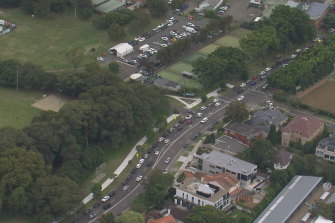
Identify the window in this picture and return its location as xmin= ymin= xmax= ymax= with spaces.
xmin=209 ymin=165 xmax=216 ymax=168
xmin=325 ymin=155 xmax=330 ymax=159
xmin=186 ymin=194 xmax=188 ymax=199
xmin=209 ymin=170 xmax=215 ymax=174
xmin=192 ymin=197 xmax=194 ymax=203
xmin=202 ymin=201 xmax=204 ymax=206
xmin=216 ymin=166 xmax=222 ymax=169
xmin=330 ymin=156 xmax=335 ymax=160
xmin=182 ymin=193 xmax=184 ymax=198
xmin=198 ymin=199 xmax=200 ymax=205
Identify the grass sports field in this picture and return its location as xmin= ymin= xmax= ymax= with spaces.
xmin=159 ymin=28 xmax=250 ymax=89
xmin=0 ymin=87 xmax=41 ymax=128
xmin=301 ymin=81 xmax=335 ymax=114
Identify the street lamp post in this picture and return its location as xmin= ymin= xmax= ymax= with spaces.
xmin=57 ymin=89 xmax=63 ymax=107
xmin=16 ymin=63 xmax=19 ymax=93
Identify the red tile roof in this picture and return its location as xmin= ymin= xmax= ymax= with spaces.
xmin=281 ymin=115 xmax=324 ymax=138
xmin=147 ymin=215 xmax=177 ymax=223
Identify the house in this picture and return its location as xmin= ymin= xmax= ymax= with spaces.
xmin=246 ymin=109 xmax=287 ymax=133
xmin=193 ymin=150 xmax=257 ymax=189
xmin=174 ymin=173 xmax=232 ymax=210
xmin=147 ymin=215 xmax=178 ymax=223
xmin=225 ymin=122 xmax=266 ymax=147
xmin=94 ymin=0 xmax=126 ymax=13
xmin=109 ymin=43 xmax=134 ymax=58
xmin=281 ymin=115 xmax=324 ymax=147
xmin=315 ymin=134 xmax=335 ymax=162
xmin=300 ymin=2 xmax=330 ymax=28
xmin=274 ymin=149 xmax=293 ymax=170
xmin=254 ymin=175 xmax=323 ymax=223
xmin=311 ymin=215 xmax=334 ymax=223
xmin=212 ymin=135 xmax=248 ymax=156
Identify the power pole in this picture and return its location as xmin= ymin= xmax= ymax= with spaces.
xmin=57 ymin=89 xmax=63 ymax=107
xmin=16 ymin=63 xmax=19 ymax=93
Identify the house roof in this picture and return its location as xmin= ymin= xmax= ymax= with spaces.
xmin=147 ymin=215 xmax=177 ymax=223
xmin=318 ymin=134 xmax=335 ymax=148
xmin=213 ymin=135 xmax=248 ymax=154
xmin=301 ymin=2 xmax=330 ymax=20
xmin=312 ymin=215 xmax=333 ymax=223
xmin=225 ymin=122 xmax=265 ymax=138
xmin=254 ymin=175 xmax=322 ymax=223
xmin=281 ymin=115 xmax=324 ymax=138
xmin=246 ymin=109 xmax=287 ymax=132
xmin=274 ymin=149 xmax=292 ymax=166
xmin=202 ymin=172 xmax=239 ymax=191
xmin=196 ymin=150 xmax=257 ymax=175
xmin=95 ymin=0 xmax=126 ymax=13
xmin=154 ymin=78 xmax=181 ymax=89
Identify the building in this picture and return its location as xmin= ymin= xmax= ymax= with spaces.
xmin=249 ymin=0 xmax=262 ymax=8
xmin=153 ymin=78 xmax=181 ymax=92
xmin=246 ymin=109 xmax=287 ymax=133
xmin=212 ymin=135 xmax=248 ymax=156
xmin=311 ymin=215 xmax=334 ymax=223
xmin=254 ymin=175 xmax=323 ymax=223
xmin=94 ymin=0 xmax=126 ymax=14
xmin=281 ymin=115 xmax=324 ymax=147
xmin=194 ymin=150 xmax=257 ymax=188
xmin=109 ymin=43 xmax=134 ymax=58
xmin=300 ymin=2 xmax=330 ymax=28
xmin=274 ymin=149 xmax=293 ymax=170
xmin=147 ymin=215 xmax=178 ymax=223
xmin=225 ymin=122 xmax=266 ymax=147
xmin=315 ymin=134 xmax=335 ymax=162
xmin=174 ymin=174 xmax=231 ymax=210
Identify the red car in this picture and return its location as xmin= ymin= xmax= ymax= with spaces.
xmin=186 ymin=119 xmax=193 ymax=125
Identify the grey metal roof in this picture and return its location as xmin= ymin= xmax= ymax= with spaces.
xmin=246 ymin=109 xmax=287 ymax=133
xmin=198 ymin=150 xmax=257 ymax=175
xmin=225 ymin=122 xmax=265 ymax=138
xmin=213 ymin=136 xmax=248 ymax=155
xmin=301 ymin=2 xmax=330 ymax=20
xmin=254 ymin=175 xmax=322 ymax=223
xmin=318 ymin=134 xmax=335 ymax=148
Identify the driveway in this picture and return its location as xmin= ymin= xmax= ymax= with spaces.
xmin=225 ymin=0 xmax=263 ymax=23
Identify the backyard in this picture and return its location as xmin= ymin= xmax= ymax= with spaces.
xmin=301 ymin=81 xmax=335 ymax=114
xmin=0 ymin=87 xmax=42 ymax=128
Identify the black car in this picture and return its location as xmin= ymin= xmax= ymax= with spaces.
xmin=131 ymin=168 xmax=137 ymax=174
xmin=122 ymin=179 xmax=128 ymax=185
xmin=127 ymin=175 xmax=132 ymax=180
xmin=103 ymin=203 xmax=112 ymax=210
xmin=83 ymin=209 xmax=91 ymax=215
xmin=108 ymin=191 xmax=116 ymax=197
xmin=93 ymin=202 xmax=100 ymax=208
xmin=177 ymin=126 xmax=183 ymax=131
xmin=162 ymin=132 xmax=169 ymax=137
xmin=147 ymin=161 xmax=153 ymax=167
xmin=152 ymin=143 xmax=158 ymax=148
xmin=147 ymin=148 xmax=153 ymax=154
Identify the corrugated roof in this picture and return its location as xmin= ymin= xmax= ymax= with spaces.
xmin=225 ymin=122 xmax=265 ymax=138
xmin=254 ymin=175 xmax=322 ymax=223
xmin=95 ymin=0 xmax=125 ymax=13
xmin=301 ymin=2 xmax=330 ymax=20
xmin=92 ymin=0 xmax=107 ymax=6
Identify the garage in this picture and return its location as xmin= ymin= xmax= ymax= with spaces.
xmin=109 ymin=43 xmax=134 ymax=58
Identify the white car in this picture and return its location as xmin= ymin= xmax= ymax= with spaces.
xmin=164 ymin=139 xmax=170 ymax=144
xmin=265 ymin=67 xmax=271 ymax=72
xmin=169 ymin=17 xmax=175 ymax=21
xmin=200 ymin=106 xmax=207 ymax=111
xmin=240 ymin=83 xmax=246 ymax=87
xmin=167 ymin=22 xmax=173 ymax=26
xmin=136 ymin=176 xmax=143 ymax=182
xmin=185 ymin=114 xmax=192 ymax=119
xmin=144 ymin=154 xmax=149 ymax=159
xmin=163 ymin=169 xmax=168 ymax=174
xmin=164 ymin=157 xmax=171 ymax=164
xmin=200 ymin=117 xmax=209 ymax=123
xmin=186 ymin=22 xmax=195 ymax=27
xmin=138 ymin=37 xmax=145 ymax=42
xmin=196 ymin=112 xmax=203 ymax=117
xmin=170 ymin=31 xmax=177 ymax=35
xmin=181 ymin=32 xmax=188 ymax=37
xmin=154 ymin=151 xmax=160 ymax=155
xmin=134 ymin=36 xmax=141 ymax=41
xmin=158 ymin=137 xmax=164 ymax=142
xmin=282 ymin=64 xmax=288 ymax=68
xmin=237 ymin=95 xmax=245 ymax=101
xmin=96 ymin=57 xmax=104 ymax=62
xmin=161 ymin=44 xmax=168 ymax=47
xmin=290 ymin=54 xmax=297 ymax=59
xmin=215 ymin=102 xmax=221 ymax=107
xmin=295 ymin=48 xmax=302 ymax=53
xmin=101 ymin=196 xmax=110 ymax=203
xmin=259 ymin=71 xmax=266 ymax=75
xmin=213 ymin=98 xmax=219 ymax=103
xmin=136 ymin=163 xmax=142 ymax=168
xmin=139 ymin=158 xmax=145 ymax=164
xmin=161 ymin=36 xmax=169 ymax=41
xmin=220 ymin=6 xmax=228 ymax=10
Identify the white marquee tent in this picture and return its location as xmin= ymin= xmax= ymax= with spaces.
xmin=109 ymin=43 xmax=134 ymax=58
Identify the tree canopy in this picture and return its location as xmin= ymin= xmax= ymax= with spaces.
xmin=224 ymin=101 xmax=249 ymax=122
xmin=146 ymin=0 xmax=168 ymax=18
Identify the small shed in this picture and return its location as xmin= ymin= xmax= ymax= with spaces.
xmin=130 ymin=73 xmax=142 ymax=80
xmin=139 ymin=44 xmax=150 ymax=52
xmin=109 ymin=43 xmax=134 ymax=58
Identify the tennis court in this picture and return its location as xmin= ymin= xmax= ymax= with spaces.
xmin=158 ymin=69 xmax=201 ymax=89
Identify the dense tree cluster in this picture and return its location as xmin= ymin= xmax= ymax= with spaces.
xmin=146 ymin=0 xmax=168 ymax=18
xmin=268 ymin=35 xmax=335 ymax=91
xmin=192 ymin=47 xmax=248 ymax=88
xmin=93 ymin=8 xmax=134 ymax=30
xmin=240 ymin=5 xmax=315 ymax=55
xmin=224 ymin=101 xmax=249 ymax=122
xmin=323 ymin=14 xmax=335 ymax=29
xmin=0 ymin=63 xmax=169 ymax=221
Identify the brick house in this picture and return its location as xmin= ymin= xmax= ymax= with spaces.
xmin=224 ymin=122 xmax=266 ymax=147
xmin=281 ymin=115 xmax=324 ymax=147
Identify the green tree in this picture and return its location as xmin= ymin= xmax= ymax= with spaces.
xmin=146 ymin=0 xmax=168 ymax=18
xmin=184 ymin=206 xmax=232 ymax=223
xmin=33 ymin=0 xmax=51 ymax=17
xmin=323 ymin=14 xmax=335 ymax=29
xmin=171 ymin=0 xmax=184 ymax=9
xmin=0 ymin=0 xmax=21 ymax=7
xmin=50 ymin=0 xmax=66 ymax=12
xmin=267 ymin=124 xmax=277 ymax=145
xmin=107 ymin=23 xmax=126 ymax=41
xmin=240 ymin=25 xmax=279 ymax=57
xmin=108 ymin=62 xmax=120 ymax=73
xmin=78 ymin=7 xmax=92 ymax=20
xmin=156 ymin=115 xmax=167 ymax=129
xmin=100 ymin=212 xmax=115 ymax=223
xmin=129 ymin=10 xmax=151 ymax=34
xmin=224 ymin=101 xmax=249 ymax=122
xmin=64 ymin=47 xmax=85 ymax=71
xmin=91 ymin=183 xmax=102 ymax=198
xmin=115 ymin=210 xmax=145 ymax=223
xmin=246 ymin=139 xmax=275 ymax=170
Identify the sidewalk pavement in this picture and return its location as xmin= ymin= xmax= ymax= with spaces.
xmin=82 ymin=113 xmax=181 ymax=204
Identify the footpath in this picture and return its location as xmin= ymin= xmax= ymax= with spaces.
xmin=82 ymin=88 xmax=221 ymax=204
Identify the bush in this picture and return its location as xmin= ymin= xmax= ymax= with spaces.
xmin=93 ymin=16 xmax=109 ymax=29
xmin=177 ymin=172 xmax=185 ymax=182
xmin=79 ymin=7 xmax=92 ymax=20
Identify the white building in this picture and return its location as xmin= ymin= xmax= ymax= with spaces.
xmin=109 ymin=43 xmax=133 ymax=58
xmin=315 ymin=134 xmax=335 ymax=162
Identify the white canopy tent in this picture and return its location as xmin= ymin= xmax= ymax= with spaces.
xmin=109 ymin=43 xmax=133 ymax=58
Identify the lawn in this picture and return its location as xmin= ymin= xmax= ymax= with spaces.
xmin=301 ymin=81 xmax=335 ymax=114
xmin=198 ymin=43 xmax=221 ymax=55
xmin=182 ymin=53 xmax=207 ymax=63
xmin=0 ymin=87 xmax=42 ymax=128
xmin=214 ymin=35 xmax=240 ymax=48
xmin=0 ymin=9 xmax=161 ymax=70
xmin=0 ymin=214 xmax=31 ymax=223
xmin=228 ymin=28 xmax=251 ymax=39
xmin=158 ymin=70 xmax=201 ymax=89
xmin=167 ymin=62 xmax=193 ymax=74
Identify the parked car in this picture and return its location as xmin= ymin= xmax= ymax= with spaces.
xmin=196 ymin=112 xmax=203 ymax=117
xmin=96 ymin=57 xmax=104 ymax=62
xmin=123 ymin=185 xmax=130 ymax=191
xmin=200 ymin=106 xmax=207 ymax=111
xmin=213 ymin=98 xmax=220 ymax=103
xmin=185 ymin=114 xmax=192 ymax=119
xmin=136 ymin=176 xmax=143 ymax=182
xmin=93 ymin=202 xmax=100 ymax=208
xmin=144 ymin=154 xmax=149 ymax=159
xmin=200 ymin=117 xmax=208 ymax=123
xmin=262 ymin=84 xmax=269 ymax=90
xmin=265 ymin=67 xmax=271 ymax=72
xmin=215 ymin=102 xmax=221 ymax=107
xmin=165 ymin=157 xmax=171 ymax=164
xmin=136 ymin=163 xmax=142 ymax=168
xmin=163 ymin=169 xmax=168 ymax=174
xmin=101 ymin=196 xmax=110 ymax=203
xmin=164 ymin=139 xmax=170 ymax=144
xmin=83 ymin=209 xmax=91 ymax=215
xmin=237 ymin=95 xmax=245 ymax=101
xmin=154 ymin=151 xmax=160 ymax=155
xmin=186 ymin=119 xmax=193 ymax=125
xmin=88 ymin=213 xmax=97 ymax=219
xmin=108 ymin=191 xmax=116 ymax=197
xmin=158 ymin=137 xmax=164 ymax=142
xmin=103 ymin=203 xmax=112 ymax=210
xmin=139 ymin=159 xmax=145 ymax=164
